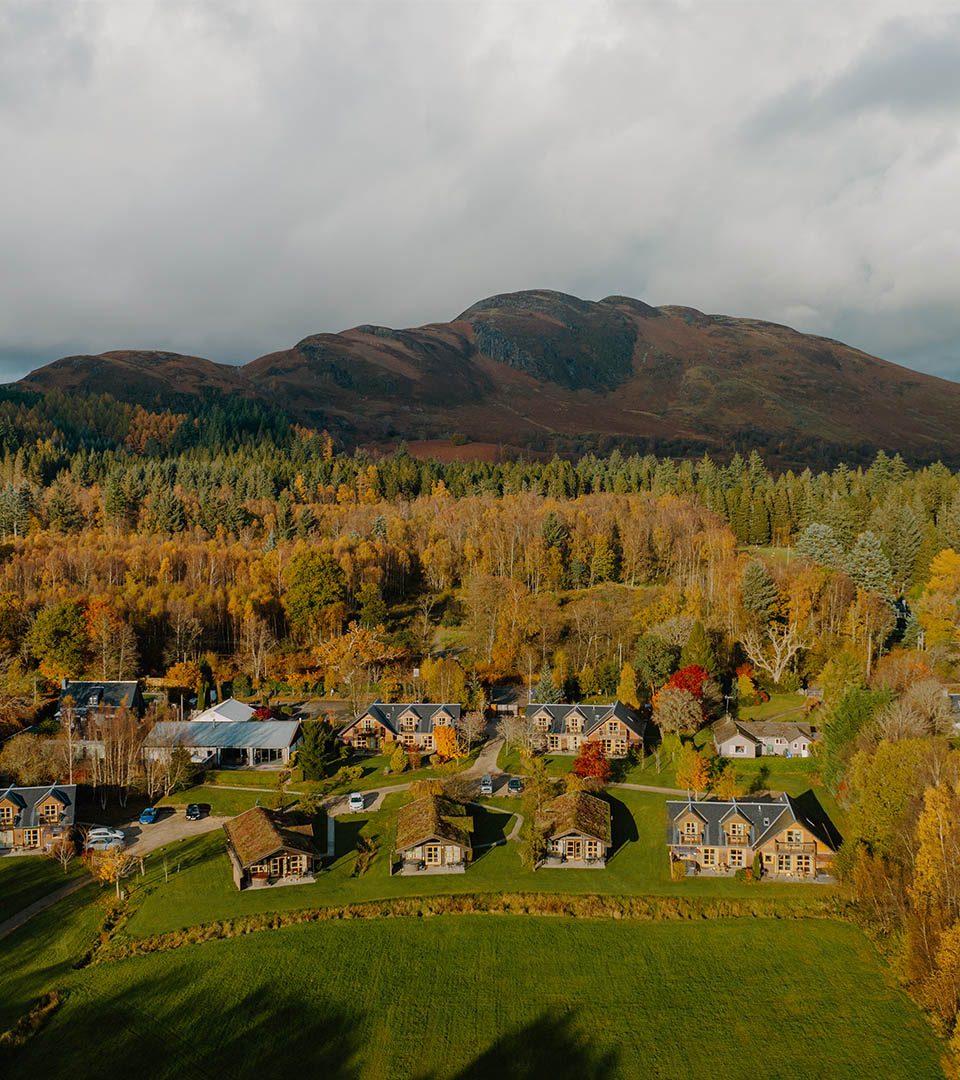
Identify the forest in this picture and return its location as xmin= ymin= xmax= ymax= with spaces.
xmin=2 ymin=393 xmax=960 ymax=1060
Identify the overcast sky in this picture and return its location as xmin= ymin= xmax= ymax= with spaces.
xmin=2 ymin=0 xmax=959 ymax=381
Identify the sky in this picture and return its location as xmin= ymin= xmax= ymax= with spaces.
xmin=2 ymin=0 xmax=960 ymax=381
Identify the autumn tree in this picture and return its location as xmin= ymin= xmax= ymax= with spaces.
xmin=654 ymin=687 xmax=702 ymax=737
xmin=616 ymin=662 xmax=640 ymax=708
xmin=675 ymin=743 xmax=710 ymax=797
xmin=571 ymin=741 xmax=611 ymax=785
xmin=26 ymin=600 xmax=87 ymax=681
xmin=434 ymin=724 xmax=462 ymax=761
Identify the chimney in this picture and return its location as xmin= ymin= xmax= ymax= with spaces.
xmin=61 ymin=677 xmax=68 ymax=690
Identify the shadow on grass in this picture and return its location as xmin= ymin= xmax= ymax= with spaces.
xmin=747 ymin=764 xmax=770 ymax=794
xmin=442 ymin=1010 xmax=620 ymax=1080
xmin=606 ymin=795 xmax=638 ymax=860
xmin=4 ymin=968 xmax=363 ymax=1079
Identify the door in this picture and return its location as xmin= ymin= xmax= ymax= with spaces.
xmin=425 ymin=845 xmax=441 ymax=865
xmin=565 ymin=838 xmax=583 ymax=860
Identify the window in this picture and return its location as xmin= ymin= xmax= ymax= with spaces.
xmin=785 ymin=829 xmax=804 ymax=843
xmin=536 ymin=717 xmax=551 ymax=731
xmin=23 ymin=829 xmax=40 ymax=848
xmin=734 ymin=744 xmax=745 ymax=754
xmin=400 ymin=717 xmax=417 ymax=733
xmin=729 ymin=821 xmax=745 ymax=838
xmin=40 ymin=802 xmax=60 ymax=823
xmin=548 ymin=735 xmax=560 ymax=751
xmin=585 ymin=840 xmax=600 ymax=860
xmin=568 ymin=718 xmax=582 ymax=733
xmin=702 ymin=848 xmax=716 ymax=866
xmin=434 ymin=716 xmax=449 ymax=727
xmin=682 ymin=820 xmax=699 ymax=838
xmin=729 ymin=848 xmax=744 ymax=867
xmin=777 ymin=854 xmax=791 ymax=872
xmin=0 ymin=805 xmax=13 ymax=824
xmin=425 ymin=845 xmax=441 ymax=865
xmin=795 ymin=854 xmax=812 ymax=875
xmin=571 ymin=735 xmax=582 ymax=749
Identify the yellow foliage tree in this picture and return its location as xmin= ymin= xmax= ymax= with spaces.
xmin=675 ymin=744 xmax=710 ymax=796
xmin=434 ymin=724 xmax=462 ymax=761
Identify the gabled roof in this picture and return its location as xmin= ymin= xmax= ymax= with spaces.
xmin=538 ymin=791 xmax=612 ymax=845
xmin=344 ymin=701 xmax=462 ymax=737
xmin=0 ymin=784 xmax=77 ymax=828
xmin=665 ymin=793 xmax=839 ymax=852
xmin=193 ymin=697 xmax=256 ymax=723
xmin=395 ymin=795 xmax=473 ymax=852
xmin=223 ymin=807 xmax=322 ymax=868
xmin=523 ymin=700 xmax=646 ymax=739
xmin=143 ymin=720 xmax=301 ymax=750
xmin=713 ymin=716 xmax=817 ymax=745
xmin=58 ymin=681 xmax=141 ymax=714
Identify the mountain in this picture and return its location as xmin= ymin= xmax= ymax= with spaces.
xmin=16 ymin=290 xmax=960 ymax=466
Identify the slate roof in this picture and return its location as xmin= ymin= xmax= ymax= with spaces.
xmin=538 ymin=791 xmax=612 ymax=845
xmin=395 ymin=795 xmax=473 ymax=852
xmin=223 ymin=807 xmax=322 ymax=868
xmin=523 ymin=700 xmax=646 ymax=740
xmin=0 ymin=784 xmax=77 ymax=828
xmin=344 ymin=701 xmax=462 ymax=737
xmin=143 ymin=720 xmax=302 ymax=750
xmin=193 ymin=698 xmax=256 ymax=723
xmin=713 ymin=717 xmax=818 ymax=747
xmin=665 ymin=793 xmax=839 ymax=851
xmin=57 ymin=681 xmax=141 ymax=716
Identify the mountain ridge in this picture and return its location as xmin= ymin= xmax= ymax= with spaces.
xmin=15 ymin=290 xmax=960 ymax=466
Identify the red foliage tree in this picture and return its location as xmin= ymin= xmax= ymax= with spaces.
xmin=571 ymin=741 xmax=611 ymax=784
xmin=664 ymin=664 xmax=709 ymax=700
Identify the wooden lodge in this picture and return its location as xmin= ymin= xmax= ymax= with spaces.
xmin=223 ymin=806 xmax=323 ymax=890
xmin=537 ymin=790 xmax=612 ymax=868
xmin=392 ymin=795 xmax=472 ymax=874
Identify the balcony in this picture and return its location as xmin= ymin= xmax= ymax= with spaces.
xmin=724 ymin=835 xmax=750 ymax=847
xmin=775 ymin=840 xmax=815 ymax=853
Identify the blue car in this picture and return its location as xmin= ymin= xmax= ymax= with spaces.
xmin=139 ymin=806 xmax=160 ymax=825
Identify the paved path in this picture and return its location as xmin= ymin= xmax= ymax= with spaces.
xmin=462 ymin=736 xmax=504 ymax=779
xmin=0 ymin=874 xmax=93 ymax=941
xmin=123 ymin=812 xmax=231 ymax=856
xmin=611 ymin=782 xmax=687 ymax=796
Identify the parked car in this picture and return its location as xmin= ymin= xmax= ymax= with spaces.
xmin=348 ymin=792 xmax=365 ymax=812
xmin=185 ymin=804 xmax=203 ymax=821
xmin=507 ymin=777 xmax=524 ymax=796
xmin=87 ymin=826 xmax=125 ymax=842
xmin=138 ymin=806 xmax=160 ymax=825
xmin=479 ymin=775 xmax=494 ymax=796
xmin=85 ymin=835 xmax=124 ymax=852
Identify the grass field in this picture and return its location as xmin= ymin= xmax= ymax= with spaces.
xmin=120 ymin=788 xmax=834 ymax=939
xmin=0 ymin=856 xmax=86 ymax=922
xmin=5 ymin=916 xmax=944 ymax=1079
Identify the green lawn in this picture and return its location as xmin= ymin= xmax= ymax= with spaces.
xmin=0 ymin=856 xmax=87 ymax=923
xmin=5 ymin=916 xmax=944 ymax=1079
xmin=739 ymin=690 xmax=811 ymax=721
xmin=0 ymin=884 xmax=103 ymax=1031
xmin=159 ymin=786 xmax=269 ymax=816
xmin=121 ymin=788 xmax=836 ymax=940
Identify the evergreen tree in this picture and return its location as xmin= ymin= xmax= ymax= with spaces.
xmin=741 ymin=560 xmax=779 ymax=618
xmin=883 ymin=504 xmax=922 ymax=591
xmin=46 ymin=483 xmax=84 ymax=533
xmin=795 ymin=522 xmax=844 ymax=568
xmin=680 ymin=620 xmax=718 ymax=673
xmin=633 ymin=635 xmax=679 ymax=696
xmin=531 ymin=663 xmax=559 ymax=703
xmin=356 ymin=582 xmax=388 ymax=628
xmin=845 ymin=531 xmax=892 ymax=594
xmin=748 ymin=492 xmax=771 ymax=546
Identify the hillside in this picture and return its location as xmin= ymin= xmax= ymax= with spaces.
xmin=17 ymin=290 xmax=960 ymax=465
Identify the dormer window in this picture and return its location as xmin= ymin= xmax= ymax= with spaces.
xmin=400 ymin=717 xmax=417 ymax=733
xmin=434 ymin=716 xmax=449 ymax=728
xmin=682 ymin=820 xmax=699 ymax=838
xmin=39 ymin=802 xmax=60 ymax=823
xmin=729 ymin=821 xmax=745 ymax=838
xmin=568 ymin=717 xmax=582 ymax=733
xmin=0 ymin=805 xmax=14 ymax=824
xmin=786 ymin=829 xmax=803 ymax=843
xmin=536 ymin=717 xmax=551 ymax=732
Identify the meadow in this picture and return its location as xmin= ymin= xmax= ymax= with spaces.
xmin=0 ymin=857 xmax=86 ymax=923
xmin=121 ymin=789 xmax=835 ymax=939
xmin=4 ymin=915 xmax=944 ymax=1079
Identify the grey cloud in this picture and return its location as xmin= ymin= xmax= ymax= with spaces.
xmin=0 ymin=1 xmax=958 ymax=383
xmin=746 ymin=16 xmax=960 ymax=141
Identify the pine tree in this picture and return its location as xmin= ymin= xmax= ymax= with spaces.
xmin=680 ymin=620 xmax=717 ymax=673
xmin=741 ymin=561 xmax=779 ymax=618
xmin=531 ymin=663 xmax=559 ymax=703
xmin=748 ymin=492 xmax=771 ymax=546
xmin=795 ymin=522 xmax=844 ymax=568
xmin=845 ymin=531 xmax=892 ymax=595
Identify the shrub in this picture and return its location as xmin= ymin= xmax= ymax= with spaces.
xmin=733 ymin=867 xmax=748 ymax=883
xmin=670 ymin=858 xmax=687 ymax=882
xmin=389 ymin=747 xmax=407 ymax=774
